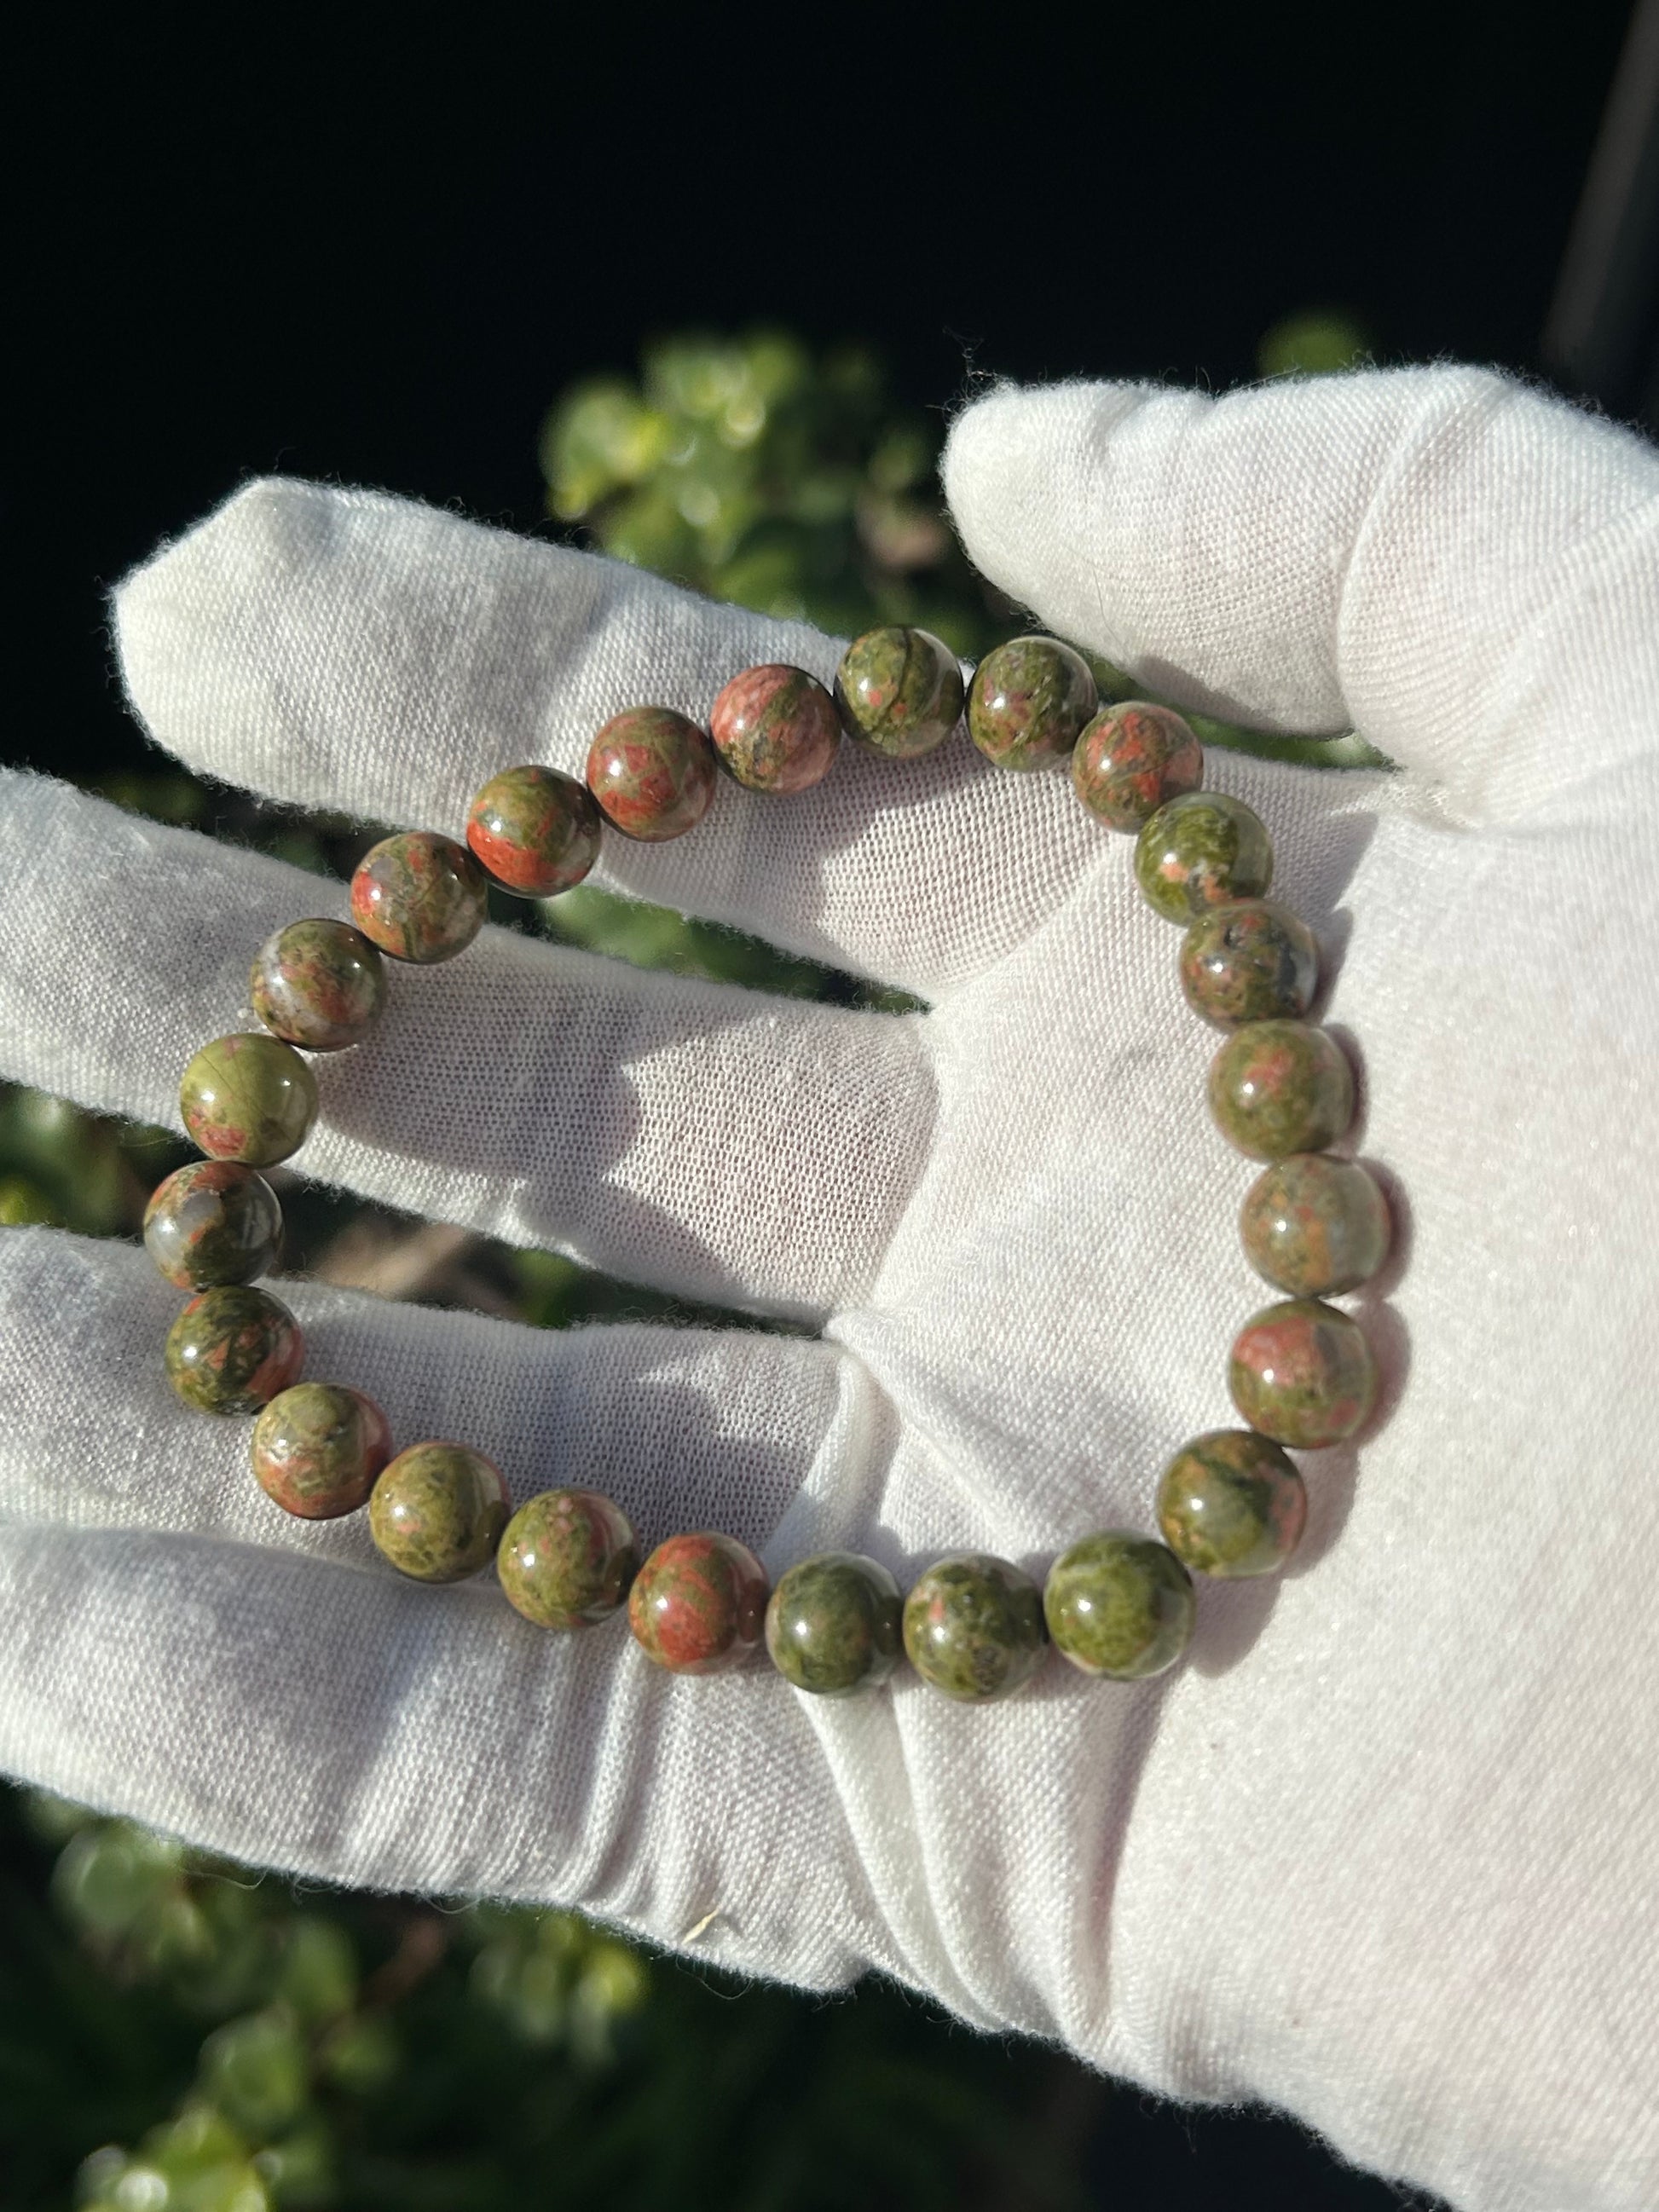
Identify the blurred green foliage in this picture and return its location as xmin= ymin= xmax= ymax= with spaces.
xmin=4 ymin=1791 xmax=1082 ymax=2211
xmin=2 ymin=322 xmax=1385 ymax=2209
xmin=541 ymin=331 xmax=1003 ymax=656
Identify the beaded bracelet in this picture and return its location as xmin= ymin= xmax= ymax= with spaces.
xmin=143 ymin=626 xmax=1390 ymax=1702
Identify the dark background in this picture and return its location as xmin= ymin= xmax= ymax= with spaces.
xmin=5 ymin=5 xmax=1652 ymax=2207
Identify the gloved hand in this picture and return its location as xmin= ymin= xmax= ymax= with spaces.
xmin=1 ymin=365 xmax=1655 ymax=2212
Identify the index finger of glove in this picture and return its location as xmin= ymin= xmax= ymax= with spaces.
xmin=113 ymin=480 xmax=1103 ymax=1001
xmin=942 ymin=367 xmax=1659 ymax=825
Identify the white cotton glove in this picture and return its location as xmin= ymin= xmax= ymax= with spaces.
xmin=0 ymin=364 xmax=1656 ymax=2212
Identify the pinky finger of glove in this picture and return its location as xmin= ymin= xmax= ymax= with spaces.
xmin=0 ymin=1226 xmax=894 ymax=1978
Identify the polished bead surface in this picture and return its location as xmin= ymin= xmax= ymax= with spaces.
xmin=1228 ymin=1297 xmax=1379 ymax=1447
xmin=902 ymin=1554 xmax=1047 ymax=1703
xmin=350 ymin=832 xmax=488 ymax=964
xmin=627 ymin=1532 xmax=769 ymax=1673
xmin=1134 ymin=791 xmax=1273 ymax=922
xmin=709 ymin=665 xmax=841 ymax=793
xmin=368 ymin=1442 xmax=511 ymax=1583
xmin=251 ymin=1383 xmax=391 ymax=1520
xmin=165 ymin=1285 xmax=304 ymax=1416
xmin=498 ymin=1487 xmax=639 ymax=1630
xmin=466 ymin=765 xmax=603 ymax=896
xmin=1240 ymin=1153 xmax=1391 ymax=1297
xmin=143 ymin=1160 xmax=282 ymax=1290
xmin=765 ymin=1551 xmax=903 ymax=1696
xmin=967 ymin=635 xmax=1097 ymax=771
xmin=1207 ymin=1019 xmax=1355 ymax=1161
xmin=1157 ymin=1429 xmax=1307 ymax=1578
xmin=1072 ymin=701 xmax=1204 ymax=830
xmin=251 ymin=918 xmax=387 ymax=1051
xmin=834 ymin=626 xmax=963 ymax=759
xmin=1043 ymin=1533 xmax=1196 ymax=1679
xmin=180 ymin=1032 xmax=319 ymax=1169
xmin=586 ymin=707 xmax=718 ymax=840
xmin=1180 ymin=899 xmax=1318 ymax=1028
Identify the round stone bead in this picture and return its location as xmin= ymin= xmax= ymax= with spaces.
xmin=1134 ymin=791 xmax=1273 ymax=922
xmin=350 ymin=832 xmax=488 ymax=964
xmin=1179 ymin=898 xmax=1319 ymax=1028
xmin=834 ymin=626 xmax=963 ymax=759
xmin=627 ymin=1532 xmax=769 ymax=1674
xmin=586 ymin=707 xmax=718 ymax=840
xmin=1228 ymin=1297 xmax=1379 ymax=1448
xmin=165 ymin=1285 xmax=304 ymax=1416
xmin=1043 ymin=1533 xmax=1194 ymax=1680
xmin=1207 ymin=1019 xmax=1355 ymax=1162
xmin=1240 ymin=1153 xmax=1391 ymax=1297
xmin=497 ymin=1487 xmax=639 ymax=1630
xmin=180 ymin=1033 xmax=319 ymax=1169
xmin=1072 ymin=701 xmax=1204 ymax=830
xmin=251 ymin=1383 xmax=392 ymax=1520
xmin=466 ymin=765 xmax=603 ymax=897
xmin=902 ymin=1554 xmax=1047 ymax=1703
xmin=709 ymin=665 xmax=841 ymax=793
xmin=764 ymin=1552 xmax=904 ymax=1696
xmin=368 ymin=1442 xmax=511 ymax=1583
xmin=142 ymin=1160 xmax=282 ymax=1291
xmin=251 ymin=918 xmax=387 ymax=1051
xmin=966 ymin=635 xmax=1097 ymax=771
xmin=1157 ymin=1429 xmax=1307 ymax=1579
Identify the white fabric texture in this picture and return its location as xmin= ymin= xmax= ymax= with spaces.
xmin=0 ymin=364 xmax=1655 ymax=2211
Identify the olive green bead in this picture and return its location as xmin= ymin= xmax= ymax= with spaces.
xmin=902 ymin=1554 xmax=1047 ymax=1703
xmin=1240 ymin=1153 xmax=1391 ymax=1297
xmin=143 ymin=1160 xmax=282 ymax=1290
xmin=1207 ymin=1020 xmax=1355 ymax=1162
xmin=834 ymin=626 xmax=963 ymax=759
xmin=369 ymin=1442 xmax=512 ymax=1583
xmin=1134 ymin=791 xmax=1273 ymax=923
xmin=165 ymin=1285 xmax=305 ymax=1416
xmin=967 ymin=635 xmax=1097 ymax=771
xmin=497 ymin=1487 xmax=639 ymax=1629
xmin=1228 ymin=1297 xmax=1379 ymax=1448
xmin=180 ymin=1032 xmax=319 ymax=1168
xmin=1043 ymin=1533 xmax=1195 ymax=1679
xmin=765 ymin=1552 xmax=904 ymax=1696
xmin=1156 ymin=1429 xmax=1307 ymax=1578
xmin=1179 ymin=899 xmax=1318 ymax=1028
xmin=251 ymin=1383 xmax=392 ymax=1520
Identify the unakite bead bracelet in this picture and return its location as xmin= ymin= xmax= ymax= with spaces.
xmin=146 ymin=626 xmax=1393 ymax=1702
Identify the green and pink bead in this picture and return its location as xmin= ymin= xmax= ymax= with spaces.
xmin=586 ymin=707 xmax=718 ymax=840
xmin=967 ymin=635 xmax=1096 ymax=771
xmin=350 ymin=832 xmax=488 ymax=963
xmin=1157 ymin=1430 xmax=1307 ymax=1578
xmin=834 ymin=626 xmax=963 ymax=759
xmin=466 ymin=765 xmax=603 ymax=896
xmin=902 ymin=1554 xmax=1047 ymax=1702
xmin=709 ymin=665 xmax=841 ymax=792
xmin=165 ymin=1285 xmax=305 ymax=1416
xmin=251 ymin=1383 xmax=392 ymax=1520
xmin=1228 ymin=1297 xmax=1379 ymax=1447
xmin=144 ymin=1160 xmax=282 ymax=1290
xmin=369 ymin=1443 xmax=512 ymax=1583
xmin=1209 ymin=1019 xmax=1355 ymax=1161
xmin=628 ymin=1532 xmax=770 ymax=1673
xmin=498 ymin=1487 xmax=640 ymax=1630
xmin=1072 ymin=702 xmax=1203 ymax=829
xmin=251 ymin=918 xmax=387 ymax=1051
xmin=180 ymin=1032 xmax=318 ymax=1168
